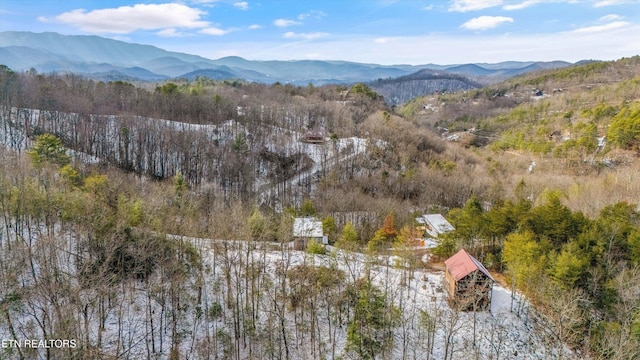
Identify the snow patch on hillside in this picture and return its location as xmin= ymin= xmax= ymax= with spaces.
xmin=0 ymin=225 xmax=575 ymax=359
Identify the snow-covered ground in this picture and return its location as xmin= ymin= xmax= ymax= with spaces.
xmin=1 ymin=106 xmax=373 ymax=207
xmin=0 ymin=105 xmax=574 ymax=358
xmin=0 ymin=223 xmax=576 ymax=360
xmin=253 ymin=246 xmax=569 ymax=360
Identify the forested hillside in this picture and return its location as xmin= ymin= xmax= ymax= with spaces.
xmin=369 ymin=69 xmax=483 ymax=105
xmin=402 ymin=56 xmax=640 ymax=358
xmin=0 ymin=66 xmax=485 ymax=214
xmin=1 ymin=57 xmax=640 ymax=359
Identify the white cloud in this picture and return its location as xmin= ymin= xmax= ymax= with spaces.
xmin=599 ymin=14 xmax=623 ymax=21
xmin=449 ymin=0 xmax=503 ymax=12
xmin=274 ymin=18 xmax=302 ymax=27
xmin=248 ymin=24 xmax=262 ymax=30
xmin=593 ymin=0 xmax=637 ymax=7
xmin=283 ymin=32 xmax=329 ymax=40
xmin=374 ymin=37 xmax=394 ymax=44
xmin=503 ymin=0 xmax=543 ymax=10
xmin=233 ymin=2 xmax=249 ymax=10
xmin=200 ymin=27 xmax=230 ymax=35
xmin=461 ymin=16 xmax=514 ymax=30
xmin=46 ymin=3 xmax=209 ymax=34
xmin=297 ymin=10 xmax=327 ymax=20
xmin=502 ymin=0 xmax=581 ymax=11
xmin=571 ymin=21 xmax=629 ymax=33
xmin=190 ymin=19 xmax=639 ymax=65
xmin=157 ymin=28 xmax=187 ymax=37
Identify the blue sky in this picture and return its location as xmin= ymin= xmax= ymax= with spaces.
xmin=1 ymin=0 xmax=639 ymax=64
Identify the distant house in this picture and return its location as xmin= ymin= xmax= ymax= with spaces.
xmin=416 ymin=214 xmax=455 ymax=238
xmin=443 ymin=249 xmax=494 ymax=311
xmin=302 ymin=129 xmax=326 ymax=144
xmin=293 ymin=217 xmax=326 ymax=250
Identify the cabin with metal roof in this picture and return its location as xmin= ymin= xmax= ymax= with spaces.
xmin=293 ymin=217 xmax=326 ymax=250
xmin=416 ymin=213 xmax=455 ymax=238
xmin=443 ymin=249 xmax=494 ymax=311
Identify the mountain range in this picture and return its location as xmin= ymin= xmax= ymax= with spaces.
xmin=0 ymin=31 xmax=579 ymax=103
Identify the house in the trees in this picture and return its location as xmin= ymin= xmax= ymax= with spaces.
xmin=443 ymin=249 xmax=494 ymax=311
xmin=301 ymin=129 xmax=326 ymax=144
xmin=293 ymin=217 xmax=326 ymax=250
xmin=416 ymin=214 xmax=455 ymax=238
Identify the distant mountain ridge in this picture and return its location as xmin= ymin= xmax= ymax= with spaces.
xmin=0 ymin=31 xmax=575 ymax=95
xmin=369 ymin=69 xmax=484 ymax=105
xmin=0 ymin=31 xmax=210 ymax=65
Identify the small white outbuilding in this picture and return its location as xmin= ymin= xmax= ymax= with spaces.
xmin=293 ymin=217 xmax=326 ymax=250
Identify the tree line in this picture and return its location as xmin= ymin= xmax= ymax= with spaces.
xmin=430 ymin=187 xmax=640 ymax=358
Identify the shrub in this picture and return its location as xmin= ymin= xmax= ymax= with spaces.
xmin=306 ymin=239 xmax=326 ymax=255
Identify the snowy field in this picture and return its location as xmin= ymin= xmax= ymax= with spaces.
xmin=251 ymin=245 xmax=569 ymax=360
xmin=0 ymin=226 xmax=576 ymax=360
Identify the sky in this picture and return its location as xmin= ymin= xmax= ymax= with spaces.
xmin=1 ymin=0 xmax=639 ymax=65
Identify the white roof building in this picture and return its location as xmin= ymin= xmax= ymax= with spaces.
xmin=293 ymin=217 xmax=326 ymax=249
xmin=417 ymin=214 xmax=455 ymax=238
xmin=293 ymin=217 xmax=323 ymax=238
